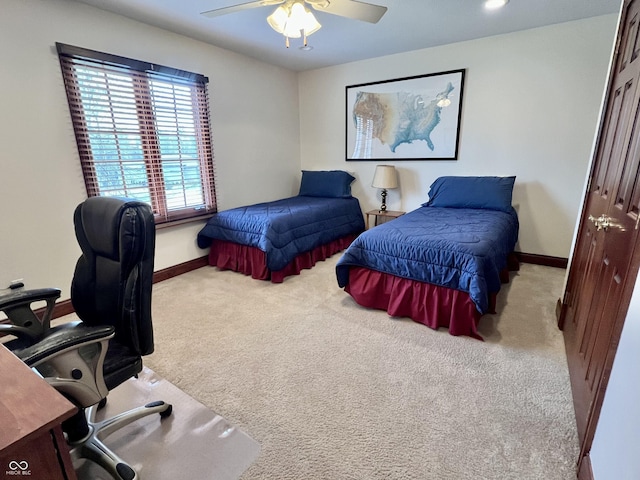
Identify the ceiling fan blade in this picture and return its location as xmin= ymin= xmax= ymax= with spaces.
xmin=201 ymin=1 xmax=283 ymax=18
xmin=311 ymin=0 xmax=387 ymax=24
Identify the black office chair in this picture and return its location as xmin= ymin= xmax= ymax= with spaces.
xmin=0 ymin=196 xmax=172 ymax=480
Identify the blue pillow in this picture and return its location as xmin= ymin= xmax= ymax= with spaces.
xmin=299 ymin=170 xmax=355 ymax=198
xmin=424 ymin=176 xmax=516 ymax=212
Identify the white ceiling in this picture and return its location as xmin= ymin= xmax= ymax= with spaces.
xmin=72 ymin=0 xmax=621 ymax=72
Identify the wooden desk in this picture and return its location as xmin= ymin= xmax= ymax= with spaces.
xmin=0 ymin=344 xmax=78 ymax=480
xmin=365 ymin=209 xmax=405 ymax=229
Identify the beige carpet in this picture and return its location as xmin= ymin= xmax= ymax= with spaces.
xmin=144 ymin=255 xmax=579 ymax=480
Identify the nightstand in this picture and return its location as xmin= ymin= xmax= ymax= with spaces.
xmin=365 ymin=209 xmax=405 ymax=229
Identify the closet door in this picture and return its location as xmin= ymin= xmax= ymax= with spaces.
xmin=561 ymin=0 xmax=640 ymax=474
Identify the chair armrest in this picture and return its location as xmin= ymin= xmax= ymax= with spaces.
xmin=16 ymin=324 xmax=114 ymax=366
xmin=0 ymin=287 xmax=62 ymax=310
xmin=0 ymin=287 xmax=62 ymax=343
xmin=17 ymin=324 xmax=115 ymax=408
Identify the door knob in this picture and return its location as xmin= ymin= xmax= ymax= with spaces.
xmin=588 ymin=214 xmax=610 ymax=232
xmin=589 ymin=215 xmax=625 ymax=232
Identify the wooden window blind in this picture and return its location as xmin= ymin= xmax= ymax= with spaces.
xmin=57 ymin=43 xmax=216 ymax=224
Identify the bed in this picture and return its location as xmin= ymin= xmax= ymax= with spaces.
xmin=197 ymin=170 xmax=365 ymax=283
xmin=335 ymin=176 xmax=519 ymax=340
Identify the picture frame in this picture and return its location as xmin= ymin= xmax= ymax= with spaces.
xmin=345 ymin=69 xmax=465 ymax=161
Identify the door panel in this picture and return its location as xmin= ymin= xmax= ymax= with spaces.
xmin=601 ymin=81 xmax=636 ymax=198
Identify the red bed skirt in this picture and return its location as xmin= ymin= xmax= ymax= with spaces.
xmin=345 ymin=254 xmax=519 ymax=340
xmin=208 ymin=234 xmax=359 ymax=283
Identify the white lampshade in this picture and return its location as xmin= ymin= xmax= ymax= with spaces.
xmin=267 ymin=5 xmax=289 ymax=33
xmin=372 ymin=165 xmax=398 ymax=189
xmin=289 ymin=2 xmax=321 ymax=36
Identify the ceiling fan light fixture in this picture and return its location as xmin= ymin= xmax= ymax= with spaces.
xmin=267 ymin=1 xmax=322 ymax=48
xmin=484 ymin=0 xmax=509 ymax=10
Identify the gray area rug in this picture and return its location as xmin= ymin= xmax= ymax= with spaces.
xmin=144 ymin=254 xmax=578 ymax=480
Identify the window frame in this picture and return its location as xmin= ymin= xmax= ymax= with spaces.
xmin=57 ymin=43 xmax=217 ymax=225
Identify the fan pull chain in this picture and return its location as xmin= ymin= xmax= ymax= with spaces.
xmin=286 ymin=36 xmax=290 ymax=48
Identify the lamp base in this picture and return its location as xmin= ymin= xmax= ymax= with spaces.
xmin=379 ymin=189 xmax=388 ymax=212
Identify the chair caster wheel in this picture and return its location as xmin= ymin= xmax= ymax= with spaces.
xmin=160 ymin=404 xmax=173 ymax=418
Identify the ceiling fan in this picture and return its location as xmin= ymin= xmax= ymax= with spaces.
xmin=201 ymin=0 xmax=388 ymax=47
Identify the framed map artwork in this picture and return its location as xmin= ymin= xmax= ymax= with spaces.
xmin=345 ymin=69 xmax=465 ymax=161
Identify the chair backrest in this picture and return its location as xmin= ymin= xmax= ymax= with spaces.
xmin=71 ymin=197 xmax=156 ymax=356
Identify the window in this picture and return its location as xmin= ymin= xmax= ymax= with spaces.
xmin=57 ymin=43 xmax=216 ymax=224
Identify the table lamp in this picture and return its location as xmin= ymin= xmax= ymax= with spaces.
xmin=371 ymin=165 xmax=398 ymax=212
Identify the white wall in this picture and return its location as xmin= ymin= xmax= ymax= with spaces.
xmin=0 ymin=0 xmax=300 ymax=298
xmin=298 ymin=15 xmax=618 ymax=258
xmin=591 ymin=278 xmax=640 ymax=479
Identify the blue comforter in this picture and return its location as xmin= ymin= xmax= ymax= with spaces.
xmin=336 ymin=206 xmax=519 ymax=313
xmin=197 ymin=195 xmax=365 ymax=272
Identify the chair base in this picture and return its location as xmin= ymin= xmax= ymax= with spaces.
xmin=70 ymin=400 xmax=173 ymax=480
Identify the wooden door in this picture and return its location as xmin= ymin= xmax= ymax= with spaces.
xmin=561 ymin=0 xmax=640 ymax=471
